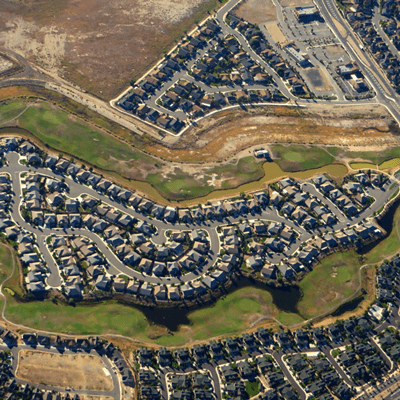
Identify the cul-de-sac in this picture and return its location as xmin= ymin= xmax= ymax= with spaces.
xmin=3 ymin=0 xmax=400 ymax=398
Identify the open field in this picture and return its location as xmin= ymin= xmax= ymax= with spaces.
xmin=278 ymin=0 xmax=313 ymax=7
xmin=234 ymin=0 xmax=277 ymax=24
xmin=271 ymin=144 xmax=335 ymax=171
xmin=16 ymin=350 xmax=113 ymax=391
xmin=0 ymin=0 xmax=227 ymax=100
xmin=350 ymin=162 xmax=376 ymax=170
xmin=0 ymin=101 xmax=27 ymax=126
xmin=297 ymin=251 xmax=363 ymax=320
xmin=265 ymin=23 xmax=288 ymax=44
xmin=335 ymin=148 xmax=400 ymax=165
xmin=304 ymin=68 xmax=334 ymax=92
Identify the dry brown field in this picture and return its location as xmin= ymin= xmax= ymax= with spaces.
xmin=16 ymin=350 xmax=113 ymax=391
xmin=234 ymin=0 xmax=278 ymax=24
xmin=0 ymin=0 xmax=221 ymax=100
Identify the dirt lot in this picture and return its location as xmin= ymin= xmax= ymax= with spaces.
xmin=265 ymin=22 xmax=287 ymax=43
xmin=304 ymin=67 xmax=334 ymax=91
xmin=278 ymin=0 xmax=313 ymax=7
xmin=234 ymin=0 xmax=277 ymax=24
xmin=324 ymin=44 xmax=347 ymax=57
xmin=147 ymin=103 xmax=396 ymax=163
xmin=0 ymin=0 xmax=218 ymax=100
xmin=16 ymin=350 xmax=113 ymax=391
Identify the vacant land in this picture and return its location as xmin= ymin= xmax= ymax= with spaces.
xmin=0 ymin=0 xmax=225 ymax=99
xmin=234 ymin=0 xmax=277 ymax=24
xmin=265 ymin=23 xmax=288 ymax=43
xmin=17 ymin=350 xmax=113 ymax=391
xmin=278 ymin=0 xmax=313 ymax=6
xmin=304 ymin=68 xmax=334 ymax=92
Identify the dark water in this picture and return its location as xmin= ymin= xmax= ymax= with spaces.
xmin=135 ymin=278 xmax=302 ymax=332
xmin=331 ymin=295 xmax=364 ymax=317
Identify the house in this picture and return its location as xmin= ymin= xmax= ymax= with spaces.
xmin=275 ymin=331 xmax=291 ymax=349
xmin=46 ymin=193 xmax=63 ymax=207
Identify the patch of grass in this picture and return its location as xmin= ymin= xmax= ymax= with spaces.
xmin=17 ymin=103 xmax=155 ymax=171
xmin=297 ymin=251 xmax=363 ymax=320
xmin=364 ymin=206 xmax=400 ymax=264
xmin=380 ymin=158 xmax=400 ymax=170
xmin=343 ymin=148 xmax=400 ymax=165
xmin=147 ymin=157 xmax=264 ymax=202
xmin=4 ymin=299 xmax=151 ymax=338
xmin=0 ymin=100 xmax=27 ymax=124
xmin=276 ymin=312 xmax=304 ymax=326
xmin=245 ymin=380 xmax=260 ymax=398
xmin=147 ymin=171 xmax=212 ymax=202
xmin=271 ymin=145 xmax=335 ymax=172
xmin=350 ymin=163 xmax=376 ymax=170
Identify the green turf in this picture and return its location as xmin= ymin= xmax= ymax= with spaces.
xmin=271 ymin=145 xmax=335 ymax=172
xmin=297 ymin=251 xmax=363 ymax=320
xmin=0 ymin=101 xmax=27 ymax=124
xmin=283 ymin=152 xmax=305 ymax=162
xmin=146 ymin=157 xmax=264 ymax=202
xmin=363 ymin=205 xmax=400 ymax=264
xmin=245 ymin=380 xmax=260 ymax=398
xmin=5 ymin=299 xmax=151 ymax=338
xmin=17 ymin=103 xmax=155 ymax=171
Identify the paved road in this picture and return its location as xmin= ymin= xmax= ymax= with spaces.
xmin=273 ymin=351 xmax=307 ymax=400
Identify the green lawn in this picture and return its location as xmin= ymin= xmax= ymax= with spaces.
xmin=1 ymin=279 xmax=296 ymax=346
xmin=146 ymin=171 xmax=213 ymax=202
xmin=5 ymin=299 xmax=151 ymax=338
xmin=297 ymin=251 xmax=363 ymax=320
xmin=364 ymin=205 xmax=400 ymax=264
xmin=245 ymin=380 xmax=260 ymax=398
xmin=17 ymin=103 xmax=155 ymax=171
xmin=345 ymin=148 xmax=400 ymax=165
xmin=0 ymin=101 xmax=27 ymax=125
xmin=271 ymin=145 xmax=335 ymax=172
xmin=146 ymin=157 xmax=264 ymax=202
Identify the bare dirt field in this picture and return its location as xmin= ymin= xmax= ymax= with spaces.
xmin=146 ymin=104 xmax=396 ymax=163
xmin=304 ymin=67 xmax=334 ymax=92
xmin=0 ymin=0 xmax=219 ymax=100
xmin=234 ymin=0 xmax=277 ymax=24
xmin=278 ymin=0 xmax=313 ymax=7
xmin=324 ymin=44 xmax=346 ymax=57
xmin=265 ymin=23 xmax=287 ymax=43
xmin=16 ymin=350 xmax=113 ymax=391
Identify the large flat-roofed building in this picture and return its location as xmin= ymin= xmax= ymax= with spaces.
xmin=294 ymin=6 xmax=320 ymax=21
xmin=284 ymin=45 xmax=310 ymax=67
xmin=337 ymin=62 xmax=360 ymax=76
